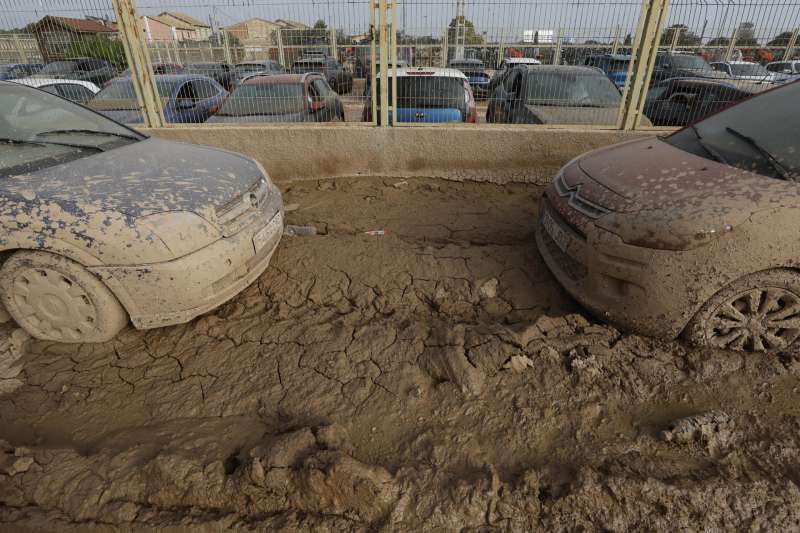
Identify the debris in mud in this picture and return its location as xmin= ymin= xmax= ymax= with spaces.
xmin=661 ymin=410 xmax=736 ymax=457
xmin=284 ymin=224 xmax=318 ymax=236
xmin=364 ymin=229 xmax=386 ymax=236
xmin=284 ymin=203 xmax=300 ymax=212
xmin=0 ymin=441 xmax=34 ymax=477
xmin=504 ymin=354 xmax=535 ymax=373
xmin=0 ymin=328 xmax=29 ymax=395
xmin=479 ymin=278 xmax=499 ymax=299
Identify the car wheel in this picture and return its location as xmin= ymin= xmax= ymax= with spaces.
xmin=0 ymin=251 xmax=128 ymax=343
xmin=684 ymin=269 xmax=800 ymax=353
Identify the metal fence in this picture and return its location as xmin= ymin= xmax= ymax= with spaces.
xmin=0 ymin=0 xmax=798 ymax=128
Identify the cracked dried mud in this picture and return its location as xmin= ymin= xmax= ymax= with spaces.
xmin=2 ymin=177 xmax=800 ymax=531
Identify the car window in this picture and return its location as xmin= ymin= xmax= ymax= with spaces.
xmin=77 ymin=61 xmax=94 ymax=72
xmin=193 ymin=79 xmax=218 ymax=99
xmin=311 ymin=79 xmax=331 ymax=97
xmin=57 ymin=83 xmax=94 ymax=103
xmin=38 ymin=85 xmax=60 ymax=96
xmin=175 ymin=81 xmax=197 ymax=103
xmin=766 ymin=63 xmax=784 ymax=72
xmin=504 ymin=70 xmax=519 ymax=92
xmin=647 ymin=83 xmax=669 ymax=101
xmin=524 ymin=70 xmax=620 ymax=107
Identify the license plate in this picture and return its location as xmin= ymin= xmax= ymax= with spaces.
xmin=541 ymin=209 xmax=570 ymax=253
xmin=253 ymin=211 xmax=283 ymax=251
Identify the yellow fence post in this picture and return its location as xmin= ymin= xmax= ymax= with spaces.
xmin=378 ymin=0 xmax=390 ymax=127
xmin=111 ymin=0 xmax=165 ymax=128
xmin=783 ymin=28 xmax=799 ymax=61
xmin=619 ymin=0 xmax=670 ymax=130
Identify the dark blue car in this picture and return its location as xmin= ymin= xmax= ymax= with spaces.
xmin=88 ymin=74 xmax=228 ymax=124
xmin=448 ymin=59 xmax=491 ymax=98
xmin=0 ymin=63 xmax=42 ymax=81
xmin=584 ymin=54 xmax=632 ymax=89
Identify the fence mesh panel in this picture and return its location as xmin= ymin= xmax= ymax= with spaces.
xmin=0 ymin=0 xmax=797 ymax=127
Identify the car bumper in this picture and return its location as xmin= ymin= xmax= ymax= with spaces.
xmin=535 ymin=197 xmax=694 ymax=339
xmin=91 ymin=191 xmax=284 ymax=330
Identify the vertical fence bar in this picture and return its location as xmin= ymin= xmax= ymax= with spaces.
xmin=112 ymin=0 xmax=165 ymax=128
xmin=669 ymin=26 xmax=681 ymax=51
xmin=277 ymin=30 xmax=285 ymax=68
xmin=783 ymin=28 xmax=799 ymax=61
xmin=370 ymin=2 xmax=377 ymax=125
xmin=619 ymin=0 xmax=670 ymax=130
xmin=390 ymin=0 xmax=398 ymax=126
xmin=553 ymin=29 xmax=563 ymax=65
xmin=330 ymin=28 xmax=337 ymax=58
xmin=612 ymin=25 xmax=621 ymax=55
xmin=222 ymin=30 xmax=233 ymax=65
xmin=378 ymin=0 xmax=390 ymax=127
xmin=724 ymin=28 xmax=738 ymax=61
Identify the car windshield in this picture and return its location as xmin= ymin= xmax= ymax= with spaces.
xmin=672 ymin=55 xmax=712 ymax=70
xmin=89 ymin=78 xmax=175 ymax=111
xmin=525 ymin=71 xmax=620 ymax=107
xmin=376 ymin=76 xmax=466 ymax=108
xmin=665 ymin=82 xmax=800 ymax=180
xmin=217 ymin=83 xmax=306 ymax=116
xmin=39 ymin=61 xmax=77 ymax=74
xmin=0 ymin=84 xmax=141 ymax=175
xmin=235 ymin=64 xmax=270 ymax=77
xmin=292 ymin=61 xmax=325 ymax=73
xmin=730 ymin=63 xmax=768 ymax=76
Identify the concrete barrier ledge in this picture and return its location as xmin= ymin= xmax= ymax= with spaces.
xmin=141 ymin=124 xmax=656 ymax=185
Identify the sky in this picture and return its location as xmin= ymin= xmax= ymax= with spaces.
xmin=2 ymin=0 xmax=799 ymax=44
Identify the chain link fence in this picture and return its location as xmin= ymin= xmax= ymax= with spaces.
xmin=0 ymin=0 xmax=797 ymax=128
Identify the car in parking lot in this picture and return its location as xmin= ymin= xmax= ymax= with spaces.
xmin=710 ymin=61 xmax=780 ymax=82
xmin=233 ymin=60 xmax=285 ymax=83
xmin=766 ymin=60 xmax=800 ymax=78
xmin=537 ymin=80 xmax=800 ymax=353
xmin=584 ymin=54 xmax=632 ymax=89
xmin=186 ymin=62 xmax=235 ymax=91
xmin=0 ymin=63 xmax=42 ymax=80
xmin=88 ymin=74 xmax=228 ymax=123
xmin=10 ymin=77 xmax=99 ymax=104
xmin=448 ymin=59 xmax=492 ymax=98
xmin=487 ymin=65 xmax=625 ymax=125
xmin=650 ymin=52 xmax=729 ymax=85
xmin=207 ymin=73 xmax=344 ymax=123
xmin=120 ymin=63 xmax=184 ymax=77
xmin=291 ymin=56 xmax=353 ymax=94
xmin=362 ymin=67 xmax=476 ymax=124
xmin=33 ymin=58 xmax=117 ymax=87
xmin=0 ymin=81 xmax=284 ymax=343
xmin=487 ymin=57 xmax=542 ymax=95
xmin=644 ymin=77 xmax=771 ymax=127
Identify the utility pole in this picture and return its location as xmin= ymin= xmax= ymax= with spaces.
xmin=454 ymin=0 xmax=466 ymax=60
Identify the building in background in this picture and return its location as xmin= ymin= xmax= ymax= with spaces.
xmin=140 ymin=14 xmax=196 ymax=42
xmin=225 ymin=18 xmax=309 ymax=56
xmin=27 ymin=16 xmax=118 ymax=62
xmin=156 ymin=11 xmax=212 ymax=40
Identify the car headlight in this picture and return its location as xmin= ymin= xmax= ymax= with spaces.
xmin=138 ymin=211 xmax=222 ymax=259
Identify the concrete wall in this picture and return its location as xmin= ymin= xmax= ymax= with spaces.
xmin=142 ymin=125 xmax=656 ymax=184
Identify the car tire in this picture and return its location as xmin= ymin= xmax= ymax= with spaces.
xmin=0 ymin=251 xmax=128 ymax=343
xmin=683 ymin=269 xmax=800 ymax=353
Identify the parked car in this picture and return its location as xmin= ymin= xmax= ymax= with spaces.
xmin=487 ymin=57 xmax=542 ymax=95
xmin=710 ymin=61 xmax=780 ymax=82
xmin=583 ymin=54 xmax=632 ymax=89
xmin=11 ymin=77 xmax=99 ymax=104
xmin=120 ymin=63 xmax=184 ymax=77
xmin=33 ymin=58 xmax=117 ymax=87
xmin=208 ymin=73 xmax=344 ymax=123
xmin=0 ymin=81 xmax=284 ymax=343
xmin=233 ymin=60 xmax=285 ymax=83
xmin=0 ymin=63 xmax=42 ymax=80
xmin=537 ymin=80 xmax=800 ymax=353
xmin=88 ymin=74 xmax=228 ymax=123
xmin=765 ymin=60 xmax=800 ymax=78
xmin=650 ymin=52 xmax=729 ymax=85
xmin=186 ymin=62 xmax=235 ymax=91
xmin=291 ymin=56 xmax=353 ymax=94
xmin=448 ymin=59 xmax=492 ymax=98
xmin=362 ymin=67 xmax=476 ymax=124
xmin=644 ymin=77 xmax=770 ymax=126
xmin=487 ymin=65 xmax=625 ymax=125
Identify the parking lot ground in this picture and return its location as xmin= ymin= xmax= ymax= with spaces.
xmin=2 ymin=177 xmax=800 ymax=530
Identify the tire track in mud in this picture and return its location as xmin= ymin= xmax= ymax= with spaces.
xmin=2 ymin=177 xmax=800 ymax=531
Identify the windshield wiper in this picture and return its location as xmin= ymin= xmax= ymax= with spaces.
xmin=690 ymin=124 xmax=729 ymax=165
xmin=724 ymin=126 xmax=793 ymax=181
xmin=0 ymin=136 xmax=100 ymax=151
xmin=36 ymin=129 xmax=140 ymax=141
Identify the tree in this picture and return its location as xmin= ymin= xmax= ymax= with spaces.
xmin=66 ymin=35 xmax=126 ymax=68
xmin=767 ymin=31 xmax=794 ymax=47
xmin=706 ymin=36 xmax=731 ymax=47
xmin=313 ymin=19 xmax=328 ymax=30
xmin=447 ymin=16 xmax=485 ymax=46
xmin=660 ymin=24 xmax=702 ymax=46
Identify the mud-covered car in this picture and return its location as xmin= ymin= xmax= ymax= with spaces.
xmin=0 ymin=81 xmax=283 ymax=343
xmin=537 ymin=80 xmax=800 ymax=353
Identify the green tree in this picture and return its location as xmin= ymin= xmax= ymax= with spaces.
xmin=65 ymin=35 xmax=126 ymax=68
xmin=767 ymin=31 xmax=793 ymax=47
xmin=706 ymin=36 xmax=731 ymax=47
xmin=660 ymin=24 xmax=702 ymax=46
xmin=447 ymin=16 xmax=485 ymax=46
xmin=313 ymin=19 xmax=328 ymax=30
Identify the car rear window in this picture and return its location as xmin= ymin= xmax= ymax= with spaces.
xmin=292 ymin=61 xmax=325 ymax=73
xmin=376 ymin=76 xmax=466 ymax=109
xmin=216 ymin=83 xmax=306 ymax=116
xmin=40 ymin=61 xmax=77 ymax=74
xmin=525 ymin=71 xmax=620 ymax=107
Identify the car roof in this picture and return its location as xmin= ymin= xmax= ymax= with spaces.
xmin=517 ymin=65 xmax=605 ymax=74
xmin=392 ymin=67 xmax=467 ymax=79
xmin=587 ymin=54 xmax=632 ymax=60
xmin=237 ymin=60 xmax=276 ymax=65
xmin=449 ymin=59 xmax=483 ymax=65
xmin=503 ymin=57 xmax=542 ymax=64
xmin=663 ymin=76 xmax=773 ymax=93
xmin=714 ymin=61 xmax=759 ymax=65
xmin=242 ymin=73 xmax=311 ymax=85
xmin=10 ymin=78 xmax=100 ymax=92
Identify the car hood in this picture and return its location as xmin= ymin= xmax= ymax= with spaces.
xmin=93 ymin=108 xmax=146 ymax=124
xmin=677 ymin=69 xmax=729 ymax=80
xmin=525 ymin=104 xmax=619 ymax=125
xmin=571 ymin=137 xmax=800 ymax=249
xmin=10 ymin=137 xmax=264 ymax=221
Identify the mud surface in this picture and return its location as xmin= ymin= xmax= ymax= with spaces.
xmin=2 ymin=177 xmax=800 ymax=531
